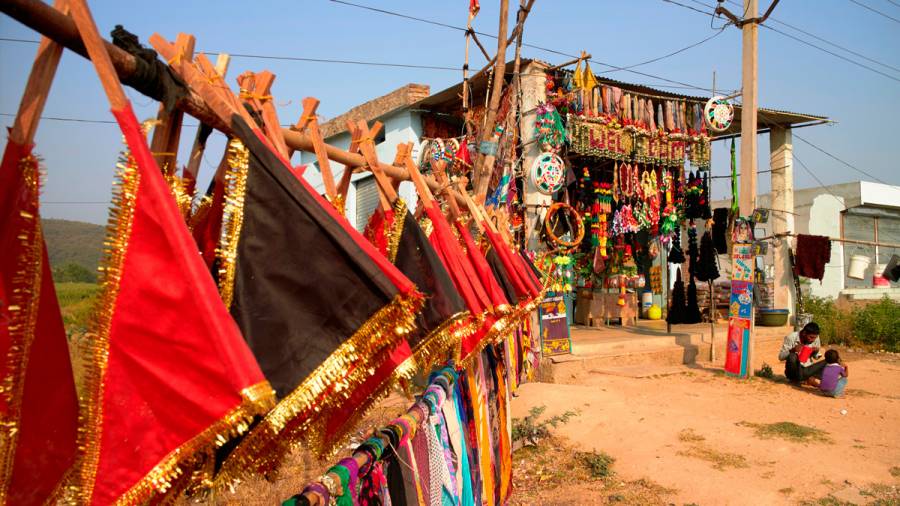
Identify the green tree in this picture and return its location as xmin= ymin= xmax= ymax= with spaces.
xmin=52 ymin=262 xmax=97 ymax=283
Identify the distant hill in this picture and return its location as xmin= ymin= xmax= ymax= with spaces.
xmin=42 ymin=218 xmax=105 ymax=275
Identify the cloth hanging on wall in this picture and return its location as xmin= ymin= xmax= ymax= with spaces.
xmin=793 ymin=234 xmax=832 ymax=281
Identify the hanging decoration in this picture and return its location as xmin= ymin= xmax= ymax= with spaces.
xmin=534 ymin=103 xmax=566 ymax=153
xmin=530 ymin=152 xmax=566 ymax=195
xmin=543 ymin=202 xmax=585 ymax=251
xmin=703 ymin=96 xmax=734 ymax=133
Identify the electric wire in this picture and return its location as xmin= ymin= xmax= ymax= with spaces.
xmin=792 ymin=152 xmax=848 ymax=210
xmin=793 ymin=133 xmax=893 ymax=186
xmin=675 ymin=0 xmax=900 ymax=82
xmin=719 ymin=0 xmax=900 ymax=75
xmin=847 ymin=0 xmax=900 ymax=24
xmin=601 ymin=28 xmax=727 ymax=75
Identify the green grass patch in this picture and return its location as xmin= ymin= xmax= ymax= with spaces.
xmin=55 ymin=282 xmax=99 ymax=332
xmin=576 ymin=450 xmax=615 ymax=479
xmin=678 ymin=428 xmax=706 ymax=443
xmin=738 ymin=421 xmax=832 ymax=444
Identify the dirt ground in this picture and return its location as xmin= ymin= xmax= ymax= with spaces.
xmin=509 ymin=349 xmax=900 ymax=505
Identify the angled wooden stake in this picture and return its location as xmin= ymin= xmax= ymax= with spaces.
xmin=455 ymin=178 xmax=484 ymax=234
xmin=69 ymin=0 xmax=127 ymax=110
xmin=355 ymin=119 xmax=398 ymax=210
xmin=403 ymin=142 xmax=435 ymax=205
xmin=150 ymin=33 xmax=195 ymax=175
xmin=184 ymin=52 xmax=229 ymax=182
xmin=238 ymin=71 xmax=289 ymax=160
xmin=194 ymin=51 xmax=256 ymax=127
xmin=432 ymin=159 xmax=461 ymax=222
xmin=149 ymin=35 xmax=235 ymax=127
xmin=253 ymin=71 xmax=290 ymax=160
xmin=292 ymin=98 xmax=336 ymax=199
xmin=335 ymin=121 xmax=384 ymax=201
xmin=9 ymin=0 xmax=67 ymax=146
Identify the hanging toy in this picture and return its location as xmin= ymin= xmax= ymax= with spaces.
xmin=530 ymin=152 xmax=566 ymax=195
xmin=534 ymin=102 xmax=567 ymax=152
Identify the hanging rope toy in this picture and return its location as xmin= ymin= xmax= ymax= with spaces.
xmin=543 ymin=202 xmax=585 ymax=251
xmin=530 ymin=152 xmax=566 ymax=195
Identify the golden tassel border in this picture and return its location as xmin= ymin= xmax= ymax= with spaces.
xmin=215 ymin=290 xmax=424 ymax=485
xmin=215 ymin=138 xmax=250 ymax=309
xmin=0 ymin=155 xmax=44 ymax=504
xmin=67 ymin=150 xmax=140 ymax=504
xmin=386 ymin=198 xmax=408 ymax=264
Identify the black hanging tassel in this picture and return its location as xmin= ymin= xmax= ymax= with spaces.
xmin=667 ymin=267 xmax=686 ymax=324
xmin=696 ymin=230 xmax=720 ymax=282
xmin=687 ymin=223 xmax=699 ymax=279
xmin=700 ymin=172 xmax=712 ymax=220
xmin=668 ymin=226 xmax=685 ymax=264
xmin=685 ymin=276 xmax=703 ymax=324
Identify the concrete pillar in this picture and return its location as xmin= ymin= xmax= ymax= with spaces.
xmin=519 ymin=61 xmax=550 ymax=250
xmin=770 ymin=126 xmax=795 ymax=315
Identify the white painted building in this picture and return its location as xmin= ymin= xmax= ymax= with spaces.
xmin=713 ymin=181 xmax=900 ymax=300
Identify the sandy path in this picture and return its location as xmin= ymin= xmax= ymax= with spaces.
xmin=511 ymin=354 xmax=900 ymax=505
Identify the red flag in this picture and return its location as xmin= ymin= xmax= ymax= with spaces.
xmin=69 ymin=105 xmax=274 ymax=504
xmin=470 ymin=0 xmax=481 ymax=17
xmin=0 ymin=140 xmax=78 ymax=505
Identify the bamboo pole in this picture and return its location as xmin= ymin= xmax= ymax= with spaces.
xmin=473 ymin=0 xmax=510 ymax=199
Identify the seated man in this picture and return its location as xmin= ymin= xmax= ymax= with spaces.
xmin=778 ymin=322 xmax=826 ymax=385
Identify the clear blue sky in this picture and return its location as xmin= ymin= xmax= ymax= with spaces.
xmin=2 ymin=0 xmax=898 ymax=224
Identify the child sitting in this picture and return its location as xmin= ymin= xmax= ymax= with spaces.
xmin=819 ymin=349 xmax=849 ymax=398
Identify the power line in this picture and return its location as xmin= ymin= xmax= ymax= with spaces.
xmin=0 ymin=112 xmax=118 ymax=124
xmin=760 ymin=23 xmax=900 ymax=83
xmin=847 ymin=0 xmax=900 ymax=24
xmin=330 ymin=0 xmax=719 ymax=93
xmin=793 ymin=133 xmax=892 ymax=186
xmin=217 ymin=52 xmax=457 ymax=71
xmin=717 ymin=0 xmax=900 ymax=75
xmin=0 ymin=37 xmax=459 ymax=72
xmin=602 ymin=28 xmax=727 ymax=75
xmin=885 ymin=0 xmax=900 ymax=8
xmin=792 ymin=152 xmax=848 ymax=210
xmin=659 ymin=0 xmax=716 ymax=17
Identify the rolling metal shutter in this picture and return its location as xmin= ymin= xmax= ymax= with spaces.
xmin=354 ymin=176 xmax=379 ymax=232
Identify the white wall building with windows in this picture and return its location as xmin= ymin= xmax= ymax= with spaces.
xmin=715 ymin=181 xmax=900 ymax=300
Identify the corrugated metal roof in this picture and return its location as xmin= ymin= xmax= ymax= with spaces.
xmin=413 ymin=57 xmax=830 ymax=132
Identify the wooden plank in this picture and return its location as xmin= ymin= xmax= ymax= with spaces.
xmin=431 ymin=159 xmax=460 ymax=221
xmin=354 ymin=119 xmax=398 ymax=209
xmin=9 ymin=0 xmax=66 ymax=146
xmin=403 ymin=142 xmax=435 ymax=205
xmin=150 ymin=33 xmax=195 ymax=174
xmin=294 ymin=98 xmax=337 ymax=198
xmin=253 ymin=71 xmax=290 ymax=159
xmin=183 ymin=53 xmax=229 ymax=181
xmin=68 ymin=0 xmax=127 ymax=110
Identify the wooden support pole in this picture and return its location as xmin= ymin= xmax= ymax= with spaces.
xmin=149 ymin=33 xmax=194 ymax=175
xmin=9 ymin=0 xmax=66 ymax=146
xmin=183 ymin=52 xmax=229 ymax=182
xmin=292 ymin=98 xmax=337 ymax=199
xmin=473 ymin=0 xmax=510 ymax=199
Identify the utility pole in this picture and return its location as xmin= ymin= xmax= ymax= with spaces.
xmin=740 ymin=0 xmax=758 ymax=217
xmin=714 ymin=0 xmax=780 ymax=376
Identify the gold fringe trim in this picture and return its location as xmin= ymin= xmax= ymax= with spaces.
xmin=418 ymin=217 xmax=434 ymax=239
xmin=215 ymin=139 xmax=250 ymax=308
xmin=215 ymin=290 xmax=424 ymax=485
xmin=303 ymin=345 xmax=420 ymax=460
xmin=0 ymin=155 xmax=44 ymax=503
xmin=188 ymin=194 xmax=213 ymax=232
xmin=386 ymin=199 xmax=408 ymax=264
xmin=115 ymin=382 xmax=276 ymax=505
xmin=410 ymin=311 xmax=474 ymax=374
xmin=67 ymin=148 xmax=141 ymax=504
xmin=165 ymin=172 xmax=194 ymax=221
